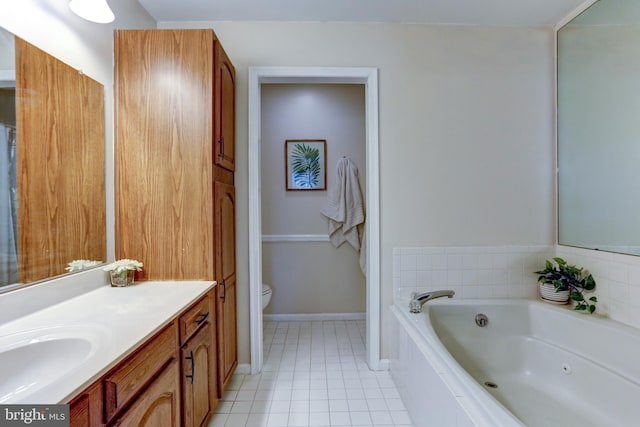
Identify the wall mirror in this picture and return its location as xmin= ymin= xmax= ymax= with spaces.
xmin=0 ymin=25 xmax=105 ymax=291
xmin=557 ymin=0 xmax=640 ymax=256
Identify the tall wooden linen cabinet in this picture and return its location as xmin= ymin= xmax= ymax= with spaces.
xmin=114 ymin=28 xmax=238 ymax=406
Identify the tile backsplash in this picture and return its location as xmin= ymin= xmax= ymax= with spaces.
xmin=393 ymin=244 xmax=640 ymax=330
xmin=556 ymin=245 xmax=640 ymax=328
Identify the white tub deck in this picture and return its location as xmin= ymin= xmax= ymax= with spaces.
xmin=391 ymin=299 xmax=640 ymax=427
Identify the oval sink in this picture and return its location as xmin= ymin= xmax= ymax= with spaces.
xmin=0 ymin=325 xmax=108 ymax=403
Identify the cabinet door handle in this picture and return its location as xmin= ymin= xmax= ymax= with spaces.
xmin=185 ymin=350 xmax=195 ymax=384
xmin=218 ymin=137 xmax=225 ymax=159
xmin=195 ymin=312 xmax=209 ymax=325
xmin=219 ymin=280 xmax=226 ymax=302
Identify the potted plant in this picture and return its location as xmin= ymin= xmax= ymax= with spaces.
xmin=103 ymin=259 xmax=143 ymax=287
xmin=535 ymin=257 xmax=598 ymax=313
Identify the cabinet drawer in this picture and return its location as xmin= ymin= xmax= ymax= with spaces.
xmin=104 ymin=322 xmax=178 ymax=420
xmin=179 ymin=294 xmax=211 ymax=345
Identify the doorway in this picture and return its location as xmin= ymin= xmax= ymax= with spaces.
xmin=248 ymin=67 xmax=380 ymax=374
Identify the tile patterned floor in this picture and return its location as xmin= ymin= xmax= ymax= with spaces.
xmin=208 ymin=320 xmax=413 ymax=427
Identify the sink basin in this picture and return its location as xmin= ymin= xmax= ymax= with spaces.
xmin=0 ymin=325 xmax=108 ymax=403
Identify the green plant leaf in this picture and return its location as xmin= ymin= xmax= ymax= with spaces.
xmin=589 ymin=296 xmax=598 ymax=302
xmin=575 ymin=304 xmax=587 ymax=311
xmin=553 ymin=257 xmax=567 ymax=266
xmin=589 ymin=305 xmax=596 ymax=314
xmin=583 ymin=275 xmax=596 ymax=290
xmin=569 ymin=292 xmax=584 ymax=301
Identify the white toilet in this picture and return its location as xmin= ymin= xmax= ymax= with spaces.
xmin=262 ymin=283 xmax=273 ymax=310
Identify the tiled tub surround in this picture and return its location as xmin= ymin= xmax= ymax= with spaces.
xmin=390 ymin=299 xmax=640 ymax=427
xmin=556 ymin=245 xmax=640 ymax=328
xmin=392 ymin=246 xmax=554 ymax=303
xmin=393 ymin=245 xmax=640 ymax=330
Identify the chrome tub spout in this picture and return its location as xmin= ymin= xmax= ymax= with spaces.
xmin=409 ymin=290 xmax=455 ymax=313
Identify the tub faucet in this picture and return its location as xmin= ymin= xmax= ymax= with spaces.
xmin=409 ymin=290 xmax=455 ymax=313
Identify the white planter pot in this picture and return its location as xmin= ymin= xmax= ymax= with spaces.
xmin=538 ymin=282 xmax=570 ymax=304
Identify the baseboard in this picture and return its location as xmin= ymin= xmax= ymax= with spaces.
xmin=263 ymin=312 xmax=366 ymax=322
xmin=235 ymin=364 xmax=251 ymax=374
xmin=377 ymin=359 xmax=390 ymax=371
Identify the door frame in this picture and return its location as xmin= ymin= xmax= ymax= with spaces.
xmin=248 ymin=67 xmax=381 ymax=373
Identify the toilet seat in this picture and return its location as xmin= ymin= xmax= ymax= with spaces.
xmin=262 ymin=283 xmax=272 ymax=310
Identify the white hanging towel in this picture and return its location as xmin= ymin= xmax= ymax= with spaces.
xmin=321 ymin=157 xmax=367 ymax=275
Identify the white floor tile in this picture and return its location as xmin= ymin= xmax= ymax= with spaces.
xmin=270 ymin=400 xmax=291 ymax=413
xmin=230 ymin=401 xmax=252 ymax=413
xmin=369 ymin=411 xmax=393 ymax=425
xmin=308 ymin=411 xmax=330 ymax=426
xmin=389 ymin=411 xmax=412 ymax=425
xmin=288 ymin=412 xmax=309 ymax=426
xmin=247 ymin=413 xmax=269 ymax=427
xmin=350 ymin=411 xmax=373 ymax=426
xmin=347 ymin=399 xmax=369 ymax=412
xmin=330 ymin=411 xmax=352 ymax=426
xmin=309 ymin=400 xmax=329 ymax=413
xmin=329 ymin=399 xmax=349 ymax=412
xmin=208 ymin=320 xmax=412 ymax=427
xmin=224 ymin=413 xmax=248 ymax=427
xmin=267 ymin=413 xmax=289 ymax=427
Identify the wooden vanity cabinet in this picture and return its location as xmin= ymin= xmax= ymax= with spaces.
xmin=182 ymin=323 xmax=215 ymax=427
xmin=68 ymin=291 xmax=217 ymax=427
xmin=111 ymin=359 xmax=181 ymax=427
xmin=180 ymin=291 xmax=217 ymax=427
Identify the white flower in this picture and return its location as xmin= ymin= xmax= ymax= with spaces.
xmin=103 ymin=259 xmax=144 ymax=274
xmin=66 ymin=259 xmax=103 ymax=272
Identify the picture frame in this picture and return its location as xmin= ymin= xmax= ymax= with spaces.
xmin=285 ymin=139 xmax=327 ymax=191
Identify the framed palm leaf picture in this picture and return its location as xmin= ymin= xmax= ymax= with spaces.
xmin=285 ymin=139 xmax=327 ymax=191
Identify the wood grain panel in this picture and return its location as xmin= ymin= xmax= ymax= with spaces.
xmin=111 ymin=359 xmax=181 ymax=427
xmin=68 ymin=381 xmax=103 ymax=427
xmin=214 ymin=181 xmax=237 ymax=393
xmin=214 ymin=42 xmax=235 ymax=172
xmin=115 ymin=30 xmax=214 ymax=280
xmin=15 ymin=37 xmax=105 ymax=283
xmin=181 ymin=322 xmax=215 ymax=427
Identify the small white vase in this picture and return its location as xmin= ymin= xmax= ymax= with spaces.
xmin=538 ymin=282 xmax=570 ymax=304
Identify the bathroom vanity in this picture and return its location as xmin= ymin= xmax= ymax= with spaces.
xmin=67 ymin=283 xmax=217 ymax=427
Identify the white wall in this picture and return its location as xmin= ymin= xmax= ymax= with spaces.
xmin=158 ymin=21 xmax=556 ymax=364
xmin=261 ymin=84 xmax=366 ymax=314
xmin=0 ymin=0 xmax=156 ymax=266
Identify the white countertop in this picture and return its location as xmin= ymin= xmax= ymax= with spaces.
xmin=0 ymin=280 xmax=215 ymax=404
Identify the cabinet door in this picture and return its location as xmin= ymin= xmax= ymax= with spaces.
xmin=213 ymin=42 xmax=235 ymax=172
xmin=69 ymin=381 xmax=102 ymax=427
xmin=182 ymin=323 xmax=216 ymax=427
xmin=115 ymin=29 xmax=215 ymax=280
xmin=214 ymin=181 xmax=236 ymax=284
xmin=214 ymin=181 xmax=237 ymax=394
xmin=216 ymin=276 xmax=237 ymax=395
xmin=111 ymin=359 xmax=181 ymax=427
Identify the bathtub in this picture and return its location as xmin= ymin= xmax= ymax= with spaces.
xmin=390 ymin=299 xmax=640 ymax=427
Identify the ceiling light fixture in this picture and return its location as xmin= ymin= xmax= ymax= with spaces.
xmin=69 ymin=0 xmax=115 ymax=24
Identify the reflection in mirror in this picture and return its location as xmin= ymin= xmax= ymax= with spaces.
xmin=0 ymin=26 xmax=106 ymax=290
xmin=557 ymin=0 xmax=640 ymax=256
